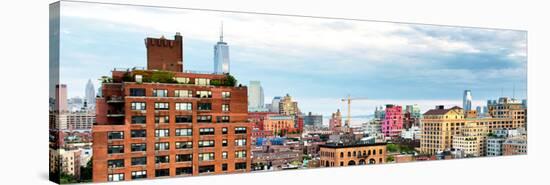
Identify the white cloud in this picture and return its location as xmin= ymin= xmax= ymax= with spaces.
xmin=60 ymin=1 xmax=497 ymax=65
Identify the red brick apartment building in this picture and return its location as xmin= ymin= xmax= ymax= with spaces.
xmin=92 ymin=33 xmax=252 ymax=182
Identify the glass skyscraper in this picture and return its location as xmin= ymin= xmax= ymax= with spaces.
xmin=463 ymin=90 xmax=472 ymax=111
xmin=213 ymin=23 xmax=230 ymax=74
xmin=248 ymin=81 xmax=264 ymax=110
xmin=85 ymin=79 xmax=95 ymax=108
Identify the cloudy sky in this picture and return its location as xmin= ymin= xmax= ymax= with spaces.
xmin=58 ymin=1 xmax=527 ymax=125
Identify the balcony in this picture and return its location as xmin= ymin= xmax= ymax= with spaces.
xmin=107 ymin=96 xmax=124 ymax=103
xmin=107 ymin=111 xmax=125 ymax=117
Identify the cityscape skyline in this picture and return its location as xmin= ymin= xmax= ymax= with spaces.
xmin=49 ymin=2 xmax=528 ymax=183
xmin=58 ymin=1 xmax=526 ymax=124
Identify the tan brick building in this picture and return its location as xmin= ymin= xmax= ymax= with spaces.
xmin=421 ymin=103 xmax=526 ymax=155
xmin=319 ymin=143 xmax=386 ymax=167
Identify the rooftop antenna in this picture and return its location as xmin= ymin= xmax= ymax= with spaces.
xmin=219 ymin=21 xmax=224 ymax=42
xmin=513 ymin=83 xmax=516 ymax=99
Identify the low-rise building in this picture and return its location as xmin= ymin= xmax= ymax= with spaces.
xmin=263 ymin=115 xmax=296 ymax=135
xmin=503 ymin=135 xmax=527 ymax=155
xmin=319 ymin=142 xmax=386 ymax=167
xmin=451 ymin=122 xmax=488 ymax=157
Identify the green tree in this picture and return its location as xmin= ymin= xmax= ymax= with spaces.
xmin=386 ymin=155 xmax=395 ymax=162
xmin=79 ymin=159 xmax=93 ymax=182
xmin=59 ymin=172 xmax=78 ymax=184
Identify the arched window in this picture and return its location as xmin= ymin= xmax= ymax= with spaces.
xmin=340 ymin=152 xmax=344 ymax=158
xmin=368 ymin=150 xmax=371 ymax=155
xmin=353 ymin=151 xmax=356 ymax=157
xmin=347 ymin=152 xmax=351 ymax=157
xmin=369 ymin=159 xmax=376 ymax=164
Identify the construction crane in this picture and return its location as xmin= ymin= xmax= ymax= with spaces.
xmin=341 ymin=95 xmax=368 ymax=128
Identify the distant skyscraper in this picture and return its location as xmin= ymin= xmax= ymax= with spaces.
xmin=279 ymin=94 xmax=300 ymax=116
xmin=214 ymin=22 xmax=230 ymax=74
xmin=85 ymin=79 xmax=95 ymax=107
xmin=248 ymin=81 xmax=264 ymax=110
xmin=463 ymin=90 xmax=472 ymax=112
xmin=476 ymin=106 xmax=483 ymax=117
xmin=270 ymin=96 xmax=282 ymax=113
xmin=304 ymin=112 xmax=323 ymax=128
xmin=55 ymin=84 xmax=68 ymax=112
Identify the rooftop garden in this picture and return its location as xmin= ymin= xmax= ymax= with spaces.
xmin=387 ymin=143 xmax=417 ymax=154
xmin=115 ymin=70 xmax=238 ymax=87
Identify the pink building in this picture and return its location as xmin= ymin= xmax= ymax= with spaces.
xmin=329 ymin=109 xmax=342 ymax=131
xmin=382 ymin=104 xmax=403 ymax=138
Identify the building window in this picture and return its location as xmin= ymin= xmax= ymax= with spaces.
xmin=129 ymin=88 xmax=146 ymax=96
xmin=199 ymin=128 xmax=215 ymax=135
xmin=155 ymin=115 xmax=170 ymax=124
xmin=222 ymin=104 xmax=230 ymax=112
xmin=175 ymin=115 xmax=193 ymax=123
xmin=235 ymin=127 xmax=247 ymax=134
xmin=198 ymin=153 xmax=215 ymax=161
xmin=235 ymin=151 xmax=247 ymax=158
xmin=222 ymin=127 xmax=228 ymax=134
xmin=175 ymin=141 xmax=193 ymax=149
xmin=107 ymin=145 xmax=124 ymax=154
xmin=131 ymin=130 xmax=146 ymax=138
xmin=235 ymin=162 xmax=247 ymax=170
xmin=174 ymin=89 xmax=192 ymax=97
xmin=176 ymin=154 xmax=192 ymax=162
xmin=198 ymin=140 xmax=215 ymax=148
xmin=131 ymin=170 xmax=147 ymax=179
xmin=152 ymin=89 xmax=167 ymax=97
xmin=222 ymin=152 xmax=228 ymax=159
xmin=131 ymin=157 xmax=147 ymax=166
xmin=221 ymin=92 xmax=231 ymax=98
xmin=198 ymin=103 xmax=212 ymax=111
xmin=131 ymin=116 xmax=146 ymax=124
xmin=217 ymin=116 xmax=230 ymax=123
xmin=176 ymin=167 xmax=192 ymax=175
xmin=195 ymin=78 xmax=210 ymax=86
xmin=107 ymin=159 xmax=124 ymax=168
xmin=340 ymin=162 xmax=344 ymax=166
xmin=108 ymin=131 xmax=124 ymax=140
xmin=197 ymin=115 xmax=212 ymax=123
xmin=131 ymin=143 xmax=146 ymax=152
xmin=199 ymin=165 xmax=215 ymax=174
xmin=175 ymin=128 xmax=192 ymax=136
xmin=155 ymin=169 xmax=170 ymax=177
xmin=222 ymin=139 xmax=228 ymax=147
xmin=222 ymin=163 xmax=228 ymax=171
xmin=155 ymin=142 xmax=170 ymax=151
xmin=154 ymin=102 xmax=169 ymax=110
xmin=175 ymin=77 xmax=190 ymax=84
xmin=155 ymin=129 xmax=169 ymax=137
xmin=196 ymin=91 xmax=212 ymax=98
xmin=108 ymin=173 xmax=124 ymax=182
xmin=131 ymin=102 xmax=146 ymax=110
xmin=175 ymin=102 xmax=192 ymax=111
xmin=155 ymin=156 xmax=170 ymax=164
xmin=379 ymin=149 xmax=383 ymax=155
xmin=235 ymin=139 xmax=246 ymax=147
